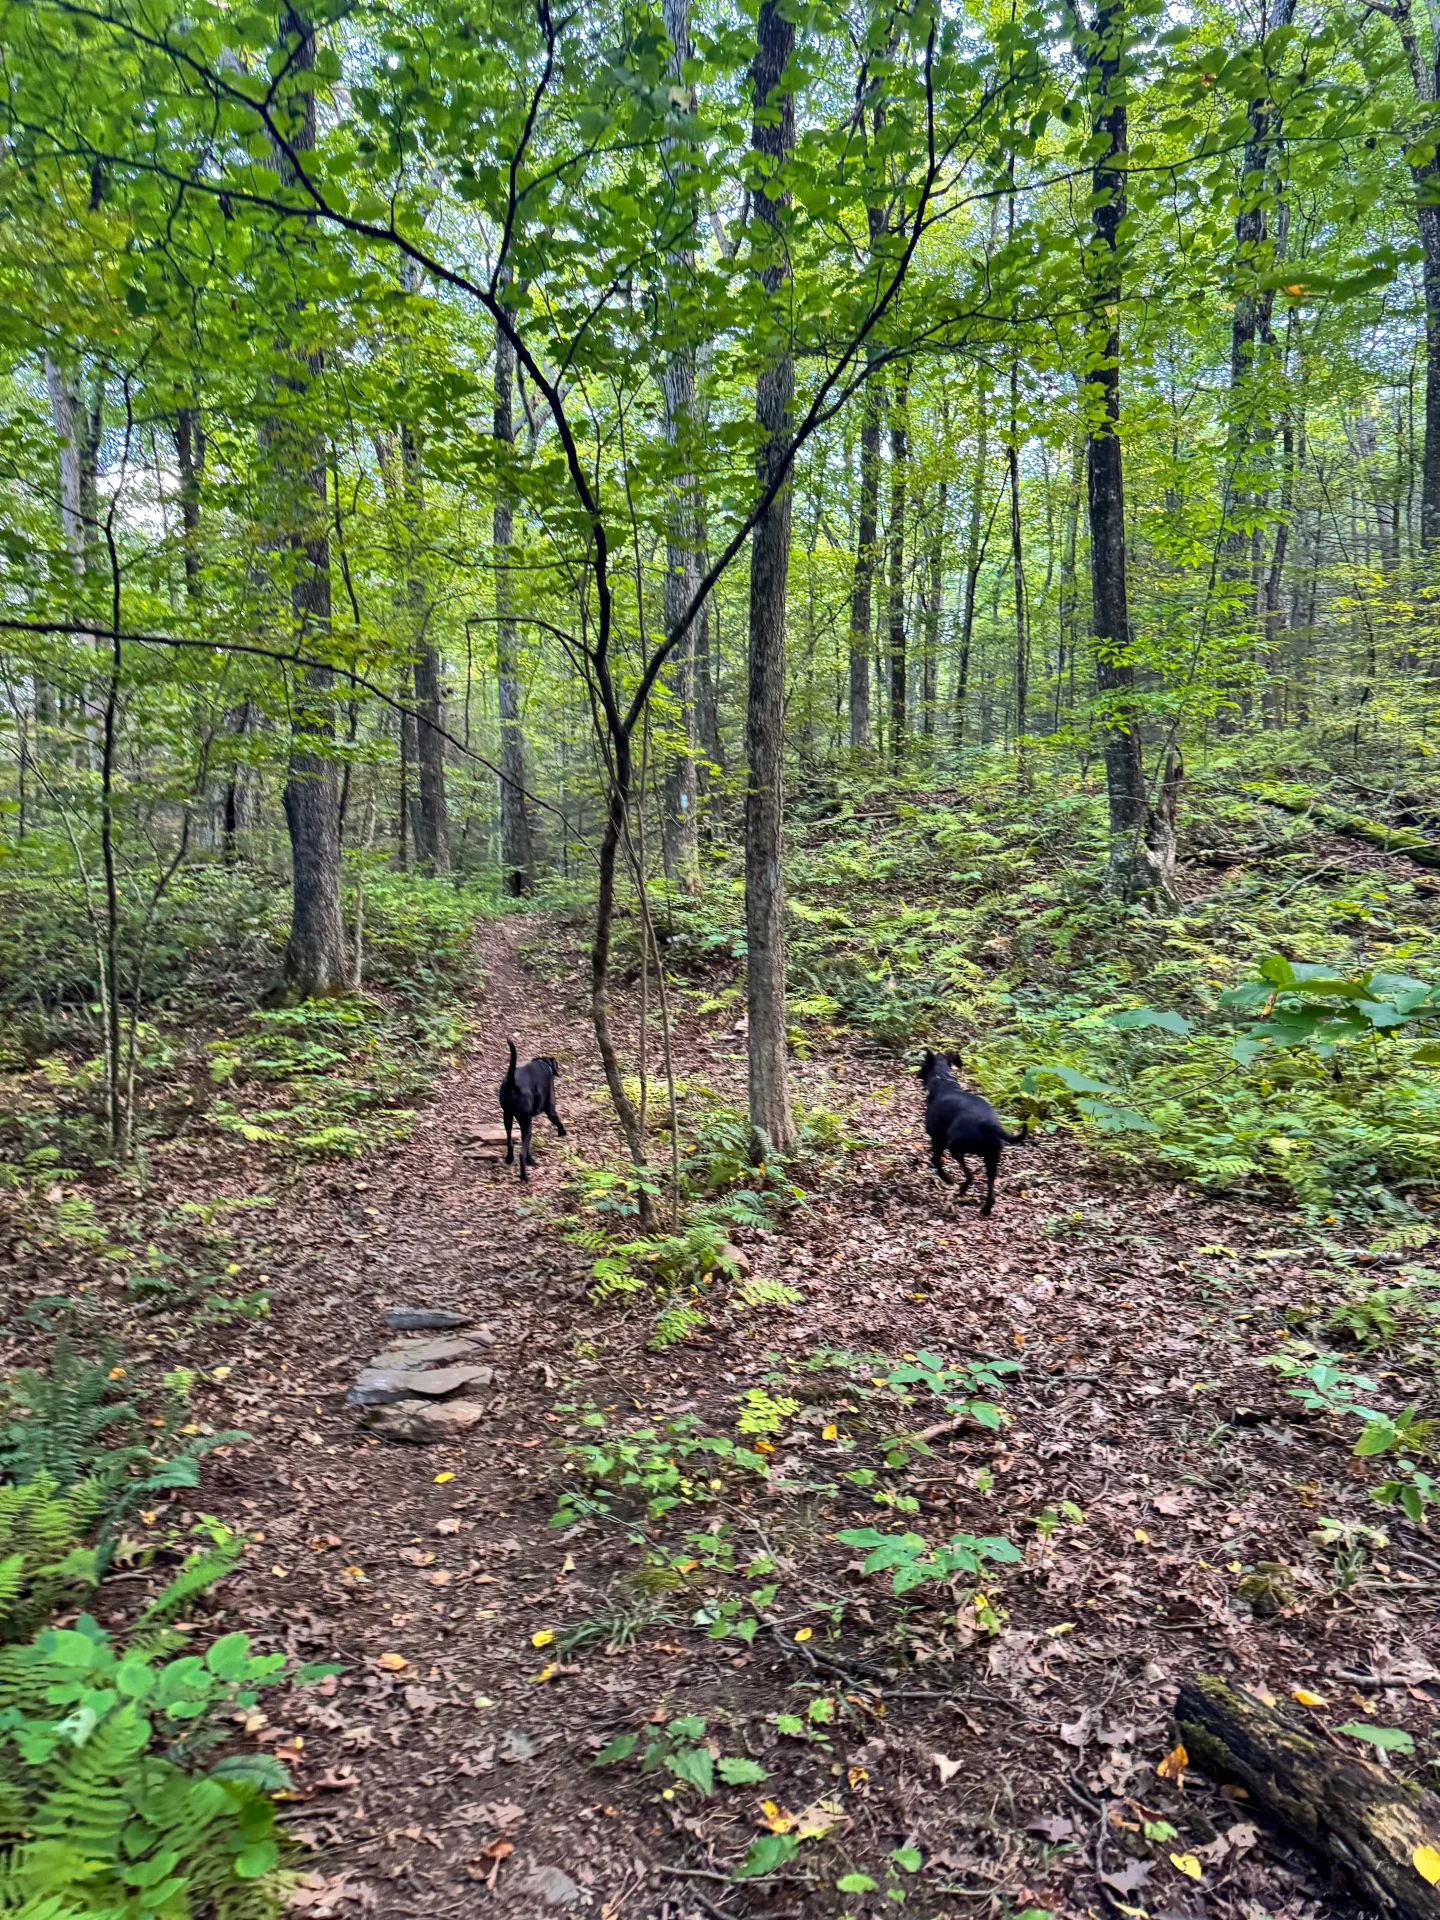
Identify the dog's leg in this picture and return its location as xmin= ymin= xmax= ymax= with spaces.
xmin=518 ymin=1114 xmax=533 ymax=1181
xmin=503 ymin=1112 xmax=514 ymax=1163
xmin=953 ymin=1152 xmax=973 ymax=1197
xmin=547 ymin=1094 xmax=566 ymax=1136
xmin=979 ymin=1147 xmax=999 ymax=1217
xmin=930 ymin=1140 xmax=953 ymax=1184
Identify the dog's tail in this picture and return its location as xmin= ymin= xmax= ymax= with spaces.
xmin=1001 ymin=1122 xmax=1029 ymax=1146
xmin=503 ymin=1037 xmax=518 ymax=1091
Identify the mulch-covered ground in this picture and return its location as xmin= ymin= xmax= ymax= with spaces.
xmin=4 ymin=916 xmax=1438 ymax=1920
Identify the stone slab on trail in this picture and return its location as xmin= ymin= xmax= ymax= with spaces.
xmin=383 ymin=1306 xmax=473 ymax=1331
xmin=366 ymin=1335 xmax=491 ymax=1371
xmin=361 ymin=1397 xmax=487 ymax=1442
xmin=347 ymin=1363 xmax=494 ymax=1407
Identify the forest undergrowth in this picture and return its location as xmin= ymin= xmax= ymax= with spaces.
xmin=3 ymin=738 xmax=1440 ymax=1920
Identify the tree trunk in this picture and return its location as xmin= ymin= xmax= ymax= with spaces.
xmin=954 ymin=374 xmax=989 ymax=745
xmin=1076 ymin=0 xmax=1163 ymax=900
xmin=399 ymin=421 xmax=449 ymax=874
xmin=921 ymin=480 xmax=945 ymax=738
xmin=658 ymin=0 xmax=702 ymax=894
xmin=694 ymin=543 xmax=723 ymax=775
xmin=272 ymin=8 xmax=348 ymax=1001
xmin=887 ymin=366 xmax=910 ymax=759
xmin=1008 ymin=351 xmax=1028 ymax=767
xmin=1175 ymin=1674 xmax=1440 ymax=1920
xmin=1056 ymin=427 xmax=1083 ymax=728
xmin=848 ymin=366 xmax=882 ymax=749
xmin=174 ymin=407 xmax=204 ymax=600
xmin=493 ymin=301 xmax=535 ymax=896
xmin=744 ymin=0 xmax=796 ymax=1159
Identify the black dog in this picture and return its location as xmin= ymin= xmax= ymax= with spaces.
xmin=917 ymin=1049 xmax=1027 ymax=1217
xmin=498 ymin=1039 xmax=565 ymax=1182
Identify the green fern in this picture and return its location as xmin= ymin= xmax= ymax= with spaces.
xmin=735 ymin=1277 xmax=803 ymax=1312
xmin=0 ymin=1340 xmax=134 ymax=1489
xmin=0 ymin=1476 xmax=102 ymax=1644
xmin=648 ymin=1304 xmax=705 ymax=1351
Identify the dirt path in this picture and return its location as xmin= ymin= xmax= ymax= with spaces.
xmin=53 ymin=916 xmax=1439 ymax=1919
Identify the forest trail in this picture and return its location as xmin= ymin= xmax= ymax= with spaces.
xmin=135 ymin=919 xmax=1436 ymax=1918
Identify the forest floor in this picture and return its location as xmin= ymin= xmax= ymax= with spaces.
xmin=6 ymin=912 xmax=1440 ymax=1920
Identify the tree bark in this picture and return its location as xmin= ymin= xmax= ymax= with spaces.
xmin=1175 ymin=1674 xmax=1440 ymax=1920
xmin=886 ymin=366 xmax=910 ymax=759
xmin=921 ymin=480 xmax=945 ymax=738
xmin=272 ymin=7 xmax=348 ymax=1001
xmin=1008 ymin=351 xmax=1028 ymax=766
xmin=399 ymin=420 xmax=449 ymax=874
xmin=1056 ymin=426 xmax=1083 ymax=727
xmin=1382 ymin=3 xmax=1440 ymax=549
xmin=1075 ymin=0 xmax=1164 ymax=900
xmin=744 ymin=0 xmax=796 ymax=1159
xmin=658 ymin=0 xmax=702 ymax=894
xmin=954 ymin=372 xmax=989 ymax=745
xmin=174 ymin=407 xmax=204 ymax=600
xmin=493 ymin=299 xmax=535 ymax=896
xmin=848 ymin=366 xmax=882 ymax=749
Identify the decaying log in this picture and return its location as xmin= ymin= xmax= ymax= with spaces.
xmin=1256 ymin=788 xmax=1440 ymax=871
xmin=1175 ymin=1674 xmax=1440 ymax=1919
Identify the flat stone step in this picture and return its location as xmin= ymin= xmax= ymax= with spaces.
xmin=366 ymin=1335 xmax=489 ymax=1372
xmin=347 ymin=1363 xmax=494 ymax=1408
xmin=384 ymin=1306 xmax=472 ymax=1332
xmin=364 ymin=1398 xmax=486 ymax=1442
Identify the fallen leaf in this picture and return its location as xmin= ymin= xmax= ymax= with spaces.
xmin=1026 ymin=1815 xmax=1075 ymax=1843
xmin=529 ymin=1663 xmax=559 ymax=1683
xmin=1156 ymin=1741 xmax=1187 ymax=1783
xmin=1414 ymin=1845 xmax=1440 ymax=1885
xmin=1170 ymin=1852 xmax=1203 ymax=1881
xmin=1153 ymin=1492 xmax=1185 ymax=1516
xmin=1100 ymin=1860 xmax=1151 ymax=1894
xmin=794 ymin=1795 xmax=845 ymax=1839
xmin=1225 ymin=1823 xmax=1260 ymax=1854
xmin=436 ymin=1516 xmax=462 ymax=1535
xmin=758 ymin=1800 xmax=796 ymax=1833
xmin=428 ymin=1570 xmax=452 ymax=1586
xmin=532 ymin=1629 xmax=554 ymax=1648
xmin=794 ymin=1627 xmax=812 ymax=1642
xmin=1292 ymin=1688 xmax=1327 ymax=1707
xmin=1133 ymin=1527 xmax=1151 ymax=1546
xmin=435 ymin=1472 xmax=455 ymax=1484
xmin=377 ymin=1653 xmax=409 ymax=1672
xmin=932 ymin=1751 xmax=964 ymax=1785
xmin=822 ymin=1424 xmax=838 ymax=1440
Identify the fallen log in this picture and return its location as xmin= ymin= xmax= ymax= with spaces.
xmin=1174 ymin=1674 xmax=1440 ymax=1919
xmin=1253 ymin=787 xmax=1440 ymax=871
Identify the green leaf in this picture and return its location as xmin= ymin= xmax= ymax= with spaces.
xmin=1107 ymin=1007 xmax=1191 ymax=1036
xmin=665 ymin=1745 xmax=715 ymax=1795
xmin=891 ymin=1846 xmax=922 ymax=1872
xmin=837 ymin=1872 xmax=879 ymax=1892
xmin=234 ymin=1840 xmax=279 ymax=1878
xmin=594 ymin=1733 xmax=637 ymax=1767
xmin=734 ymin=1831 xmax=799 ymax=1879
xmin=717 ymin=1754 xmax=768 ymax=1785
xmin=1337 ymin=1722 xmax=1414 ymax=1754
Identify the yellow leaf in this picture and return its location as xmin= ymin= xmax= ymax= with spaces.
xmin=271 ymin=1565 xmax=289 ymax=1579
xmin=343 ymin=1565 xmax=365 ymax=1579
xmin=795 ymin=1796 xmax=845 ymax=1840
xmin=532 ymin=1629 xmax=554 ymax=1648
xmin=212 ymin=1365 xmax=231 ymax=1380
xmin=529 ymin=1663 xmax=559 ymax=1683
xmin=1156 ymin=1742 xmax=1187 ymax=1782
xmin=377 ymin=1652 xmax=409 ymax=1672
xmin=1133 ymin=1527 xmax=1151 ymax=1546
xmin=1170 ymin=1853 xmax=1203 ymax=1882
xmin=108 ymin=1367 xmax=126 ymax=1380
xmin=1292 ymin=1689 xmax=1327 ymax=1707
xmin=754 ymin=1440 xmax=774 ymax=1455
xmin=822 ymin=1424 xmax=838 ymax=1441
xmin=434 ymin=1472 xmax=455 ymax=1484
xmin=759 ymin=1800 xmax=795 ymax=1833
xmin=1414 ymin=1845 xmax=1440 ymax=1886
xmin=794 ymin=1627 xmax=812 ymax=1642
xmin=847 ymin=1766 xmax=869 ymax=1789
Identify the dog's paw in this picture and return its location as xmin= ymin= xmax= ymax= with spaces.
xmin=554 ymin=1122 xmax=567 ymax=1136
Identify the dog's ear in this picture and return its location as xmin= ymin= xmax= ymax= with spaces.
xmin=548 ymin=1058 xmax=561 ymax=1077
xmin=916 ymin=1049 xmax=935 ymax=1079
xmin=945 ymin=1050 xmax=962 ymax=1069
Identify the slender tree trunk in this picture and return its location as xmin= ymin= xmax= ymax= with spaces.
xmin=399 ymin=420 xmax=449 ymax=873
xmin=954 ymin=375 xmax=990 ymax=745
xmin=694 ymin=545 xmax=723 ymax=774
xmin=922 ymin=480 xmax=945 ymax=738
xmin=887 ymin=366 xmax=910 ymax=759
xmin=272 ymin=8 xmax=348 ymax=1001
xmin=1056 ymin=427 xmax=1083 ymax=728
xmin=174 ymin=408 xmax=204 ymax=600
xmin=493 ymin=300 xmax=535 ymax=896
xmin=1008 ymin=351 xmax=1028 ymax=770
xmin=45 ymin=356 xmax=88 ymax=582
xmin=849 ymin=368 xmax=882 ymax=749
xmin=1075 ymin=0 xmax=1165 ymax=900
xmin=744 ymin=0 xmax=796 ymax=1158
xmin=658 ymin=0 xmax=702 ymax=893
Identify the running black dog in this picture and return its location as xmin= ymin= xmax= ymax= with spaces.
xmin=916 ymin=1049 xmax=1027 ymax=1217
xmin=498 ymin=1040 xmax=565 ymax=1182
